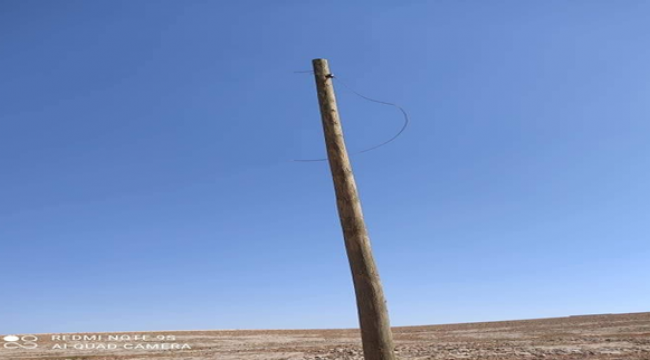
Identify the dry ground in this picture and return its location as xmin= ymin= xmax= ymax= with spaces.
xmin=2 ymin=312 xmax=650 ymax=360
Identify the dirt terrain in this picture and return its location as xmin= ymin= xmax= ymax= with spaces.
xmin=3 ymin=312 xmax=650 ymax=360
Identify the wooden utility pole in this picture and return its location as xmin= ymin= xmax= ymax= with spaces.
xmin=312 ymin=58 xmax=396 ymax=360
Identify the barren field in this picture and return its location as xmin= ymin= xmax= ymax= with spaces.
xmin=3 ymin=312 xmax=650 ymax=360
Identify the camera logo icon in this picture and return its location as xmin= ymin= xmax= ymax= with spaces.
xmin=2 ymin=335 xmax=38 ymax=349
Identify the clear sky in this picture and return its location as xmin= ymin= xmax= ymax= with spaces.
xmin=1 ymin=0 xmax=649 ymax=335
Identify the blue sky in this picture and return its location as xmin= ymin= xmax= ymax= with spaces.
xmin=1 ymin=0 xmax=649 ymax=334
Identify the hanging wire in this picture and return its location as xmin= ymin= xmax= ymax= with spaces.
xmin=293 ymin=73 xmax=410 ymax=162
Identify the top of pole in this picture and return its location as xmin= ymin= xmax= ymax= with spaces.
xmin=312 ymin=59 xmax=332 ymax=79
